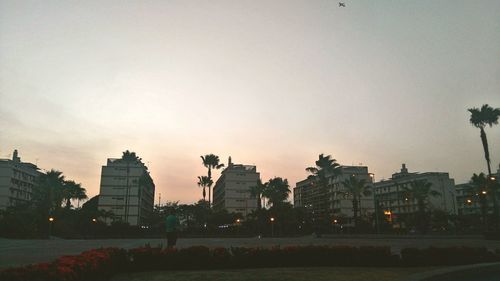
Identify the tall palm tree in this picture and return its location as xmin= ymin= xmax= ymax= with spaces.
xmin=200 ymin=154 xmax=224 ymax=206
xmin=249 ymin=179 xmax=267 ymax=210
xmin=262 ymin=177 xmax=290 ymax=207
xmin=62 ymin=180 xmax=87 ymax=209
xmin=468 ymin=104 xmax=500 ymax=176
xmin=402 ymin=180 xmax=440 ymax=234
xmin=305 ymin=154 xmax=341 ymax=224
xmin=340 ymin=176 xmax=371 ymax=230
xmin=197 ymin=176 xmax=212 ymax=202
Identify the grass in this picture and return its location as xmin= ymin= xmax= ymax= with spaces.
xmin=111 ymin=267 xmax=435 ymax=281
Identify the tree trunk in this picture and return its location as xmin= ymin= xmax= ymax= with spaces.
xmin=352 ymin=196 xmax=359 ymax=231
xmin=480 ymin=127 xmax=492 ymax=176
xmin=417 ymin=199 xmax=426 ymax=234
xmin=480 ymin=197 xmax=488 ymax=231
xmin=208 ymin=167 xmax=212 ymax=207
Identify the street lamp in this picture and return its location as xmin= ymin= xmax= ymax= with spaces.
xmin=270 ymin=217 xmax=275 ymax=237
xmin=92 ymin=218 xmax=97 ymax=223
xmin=48 ymin=217 xmax=54 ymax=239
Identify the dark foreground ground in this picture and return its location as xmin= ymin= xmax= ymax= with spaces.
xmin=1 ymin=235 xmax=500 ymax=269
xmin=110 ymin=267 xmax=435 ymax=281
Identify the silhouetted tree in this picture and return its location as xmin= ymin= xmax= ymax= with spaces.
xmin=200 ymin=154 xmax=224 ymax=207
xmin=262 ymin=177 xmax=290 ymax=207
xmin=306 ymin=154 xmax=341 ymax=230
xmin=197 ymin=176 xmax=212 ymax=202
xmin=468 ymin=104 xmax=500 ymax=176
xmin=468 ymin=105 xmax=500 ymax=228
xmin=62 ymin=180 xmax=87 ymax=209
xmin=35 ymin=170 xmax=66 ymax=213
xmin=340 ymin=175 xmax=371 ymax=231
xmin=249 ymin=179 xmax=267 ymax=210
xmin=402 ymin=180 xmax=440 ymax=234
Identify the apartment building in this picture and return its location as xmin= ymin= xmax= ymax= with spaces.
xmin=455 ymin=165 xmax=500 ymax=216
xmin=0 ymin=150 xmax=41 ymax=210
xmin=97 ymin=156 xmax=155 ymax=226
xmin=212 ymin=157 xmax=260 ymax=216
xmin=373 ymin=164 xmax=457 ymax=228
xmin=294 ymin=165 xmax=375 ymax=226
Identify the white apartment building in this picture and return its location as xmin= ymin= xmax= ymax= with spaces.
xmin=0 ymin=150 xmax=41 ymax=210
xmin=374 ymin=164 xmax=457 ymax=227
xmin=97 ymin=156 xmax=155 ymax=226
xmin=294 ymin=165 xmax=375 ymax=226
xmin=213 ymin=157 xmax=260 ymax=217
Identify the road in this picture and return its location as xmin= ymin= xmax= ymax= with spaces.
xmin=1 ymin=235 xmax=500 ymax=268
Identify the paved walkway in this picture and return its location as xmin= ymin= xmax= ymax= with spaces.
xmin=1 ymin=235 xmax=500 ymax=269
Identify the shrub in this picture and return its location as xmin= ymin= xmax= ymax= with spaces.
xmin=2 ymin=245 xmax=500 ymax=281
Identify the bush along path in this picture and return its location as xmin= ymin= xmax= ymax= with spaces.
xmin=2 ymin=245 xmax=500 ymax=281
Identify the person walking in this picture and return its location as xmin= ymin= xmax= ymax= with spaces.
xmin=165 ymin=208 xmax=180 ymax=248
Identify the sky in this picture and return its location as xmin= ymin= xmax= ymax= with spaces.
xmin=1 ymin=0 xmax=499 ymax=204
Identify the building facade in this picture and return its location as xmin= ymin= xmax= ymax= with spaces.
xmin=213 ymin=157 xmax=260 ymax=216
xmin=97 ymin=157 xmax=155 ymax=226
xmin=0 ymin=150 xmax=41 ymax=210
xmin=455 ymin=165 xmax=500 ymax=217
xmin=373 ymin=164 xmax=457 ymax=228
xmin=294 ymin=166 xmax=375 ymax=227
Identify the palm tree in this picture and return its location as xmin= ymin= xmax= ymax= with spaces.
xmin=200 ymin=154 xmax=224 ymax=206
xmin=305 ymin=154 xmax=341 ymax=225
xmin=401 ymin=180 xmax=440 ymax=234
xmin=469 ymin=173 xmax=489 ymax=229
xmin=35 ymin=170 xmax=66 ymax=212
xmin=62 ymin=180 xmax=87 ymax=209
xmin=262 ymin=177 xmax=290 ymax=208
xmin=249 ymin=179 xmax=267 ymax=210
xmin=468 ymin=104 xmax=500 ymax=176
xmin=306 ymin=154 xmax=341 ymax=187
xmin=340 ymin=176 xmax=372 ymax=230
xmin=197 ymin=176 xmax=212 ymax=202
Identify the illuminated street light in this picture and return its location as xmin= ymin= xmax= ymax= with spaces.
xmin=270 ymin=217 xmax=275 ymax=222
xmin=490 ymin=176 xmax=496 ymax=181
xmin=236 ymin=218 xmax=241 ymax=224
xmin=48 ymin=216 xmax=54 ymax=239
xmin=92 ymin=218 xmax=97 ymax=223
xmin=466 ymin=199 xmax=472 ymax=204
xmin=482 ymin=191 xmax=487 ymax=195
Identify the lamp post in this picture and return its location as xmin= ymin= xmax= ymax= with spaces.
xmin=48 ymin=216 xmax=54 ymax=239
xmin=236 ymin=218 xmax=241 ymax=235
xmin=271 ymin=217 xmax=275 ymax=237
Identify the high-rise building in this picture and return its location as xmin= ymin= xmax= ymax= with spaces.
xmin=373 ymin=164 xmax=457 ymax=228
xmin=97 ymin=156 xmax=155 ymax=226
xmin=0 ymin=150 xmax=41 ymax=210
xmin=212 ymin=157 xmax=260 ymax=216
xmin=294 ymin=166 xmax=375 ymax=227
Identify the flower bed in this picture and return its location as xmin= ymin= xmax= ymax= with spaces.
xmin=1 ymin=245 xmax=499 ymax=281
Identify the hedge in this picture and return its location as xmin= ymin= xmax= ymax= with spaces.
xmin=1 ymin=245 xmax=499 ymax=281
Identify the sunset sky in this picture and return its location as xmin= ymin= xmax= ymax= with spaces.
xmin=1 ymin=0 xmax=499 ymax=204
